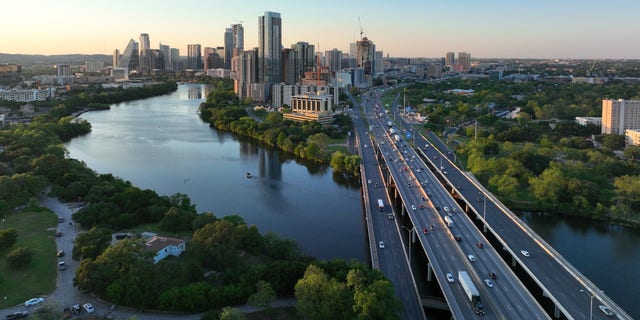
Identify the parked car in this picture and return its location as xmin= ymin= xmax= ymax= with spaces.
xmin=57 ymin=217 xmax=64 ymax=223
xmin=55 ymin=231 xmax=62 ymax=237
xmin=83 ymin=303 xmax=94 ymax=314
xmin=5 ymin=311 xmax=29 ymax=320
xmin=24 ymin=297 xmax=44 ymax=307
xmin=58 ymin=261 xmax=66 ymax=271
xmin=72 ymin=304 xmax=82 ymax=314
xmin=57 ymin=249 xmax=64 ymax=257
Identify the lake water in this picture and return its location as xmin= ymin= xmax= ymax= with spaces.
xmin=65 ymin=84 xmax=638 ymax=317
xmin=65 ymin=84 xmax=366 ymax=261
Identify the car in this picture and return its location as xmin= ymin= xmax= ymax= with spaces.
xmin=411 ymin=204 xmax=417 ymax=210
xmin=520 ymin=250 xmax=530 ymax=257
xmin=72 ymin=304 xmax=82 ymax=314
xmin=435 ymin=206 xmax=441 ymax=211
xmin=443 ymin=206 xmax=450 ymax=212
xmin=55 ymin=231 xmax=62 ymax=237
xmin=454 ymin=234 xmax=462 ymax=242
xmin=477 ymin=242 xmax=484 ymax=249
xmin=467 ymin=254 xmax=476 ymax=262
xmin=599 ymin=305 xmax=614 ymax=316
xmin=443 ymin=170 xmax=448 ymax=175
xmin=58 ymin=216 xmax=64 ymax=223
xmin=57 ymin=249 xmax=65 ymax=257
xmin=446 ymin=272 xmax=455 ymax=283
xmin=24 ymin=297 xmax=45 ymax=307
xmin=387 ymin=213 xmax=394 ymax=220
xmin=6 ymin=311 xmax=29 ymax=320
xmin=83 ymin=303 xmax=95 ymax=314
xmin=367 ymin=179 xmax=372 ymax=184
xmin=422 ymin=227 xmax=429 ymax=235
xmin=484 ymin=279 xmax=494 ymax=287
xmin=418 ymin=204 xmax=424 ymax=209
xmin=378 ymin=241 xmax=385 ymax=249
xmin=58 ymin=261 xmax=66 ymax=271
xmin=489 ymin=272 xmax=497 ymax=280
xmin=425 ymin=144 xmax=430 ymax=148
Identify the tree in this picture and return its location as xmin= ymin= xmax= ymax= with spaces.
xmin=614 ymin=175 xmax=640 ymax=209
xmin=295 ymin=265 xmax=353 ymax=320
xmin=601 ymin=133 xmax=625 ymax=150
xmin=528 ymin=165 xmax=568 ymax=204
xmin=159 ymin=207 xmax=196 ymax=232
xmin=247 ymin=280 xmax=276 ymax=314
xmin=6 ymin=246 xmax=33 ymax=268
xmin=624 ymin=145 xmax=640 ymax=160
xmin=0 ymin=228 xmax=18 ymax=251
xmin=219 ymin=307 xmax=246 ymax=320
xmin=72 ymin=227 xmax=112 ymax=261
xmin=353 ymin=280 xmax=400 ymax=320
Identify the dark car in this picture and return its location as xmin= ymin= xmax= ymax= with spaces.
xmin=422 ymin=227 xmax=429 ymax=235
xmin=454 ymin=234 xmax=462 ymax=242
xmin=55 ymin=231 xmax=62 ymax=237
xmin=57 ymin=249 xmax=64 ymax=257
xmin=6 ymin=311 xmax=29 ymax=320
xmin=490 ymin=272 xmax=497 ymax=280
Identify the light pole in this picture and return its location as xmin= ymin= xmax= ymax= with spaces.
xmin=580 ymin=289 xmax=603 ymax=320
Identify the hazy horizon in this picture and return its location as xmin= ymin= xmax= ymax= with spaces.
xmin=2 ymin=0 xmax=639 ymax=59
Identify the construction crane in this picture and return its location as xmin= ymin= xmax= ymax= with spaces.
xmin=233 ymin=19 xmax=244 ymax=25
xmin=358 ymin=16 xmax=364 ymax=40
xmin=587 ymin=60 xmax=598 ymax=77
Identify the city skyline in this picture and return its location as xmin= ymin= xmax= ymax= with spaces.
xmin=2 ymin=0 xmax=640 ymax=59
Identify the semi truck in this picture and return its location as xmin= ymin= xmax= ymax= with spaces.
xmin=458 ymin=271 xmax=485 ymax=316
xmin=444 ymin=215 xmax=453 ymax=227
xmin=377 ymin=199 xmax=384 ymax=211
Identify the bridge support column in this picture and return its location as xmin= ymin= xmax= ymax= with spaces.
xmin=426 ymin=262 xmax=433 ymax=282
xmin=553 ymin=304 xmax=560 ymax=318
xmin=512 ymin=256 xmax=517 ymax=267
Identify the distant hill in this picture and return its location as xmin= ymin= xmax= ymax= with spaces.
xmin=0 ymin=53 xmax=112 ymax=66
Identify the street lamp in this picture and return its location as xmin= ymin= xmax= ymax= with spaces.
xmin=580 ymin=289 xmax=603 ymax=320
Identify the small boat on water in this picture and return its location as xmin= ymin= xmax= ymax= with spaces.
xmin=246 ymin=172 xmax=252 ymax=178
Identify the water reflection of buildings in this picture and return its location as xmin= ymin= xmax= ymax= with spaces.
xmin=187 ymin=86 xmax=202 ymax=99
xmin=239 ymin=140 xmax=281 ymax=180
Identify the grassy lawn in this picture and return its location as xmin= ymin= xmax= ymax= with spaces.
xmin=0 ymin=207 xmax=57 ymax=308
xmin=246 ymin=306 xmax=300 ymax=320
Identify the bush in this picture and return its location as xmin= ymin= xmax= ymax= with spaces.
xmin=0 ymin=228 xmax=18 ymax=251
xmin=6 ymin=246 xmax=33 ymax=268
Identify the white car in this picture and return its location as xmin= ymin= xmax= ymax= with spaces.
xmin=411 ymin=204 xmax=417 ymax=210
xmin=378 ymin=241 xmax=385 ymax=249
xmin=484 ymin=279 xmax=494 ymax=287
xmin=599 ymin=305 xmax=614 ymax=316
xmin=446 ymin=273 xmax=455 ymax=283
xmin=24 ymin=297 xmax=45 ymax=307
xmin=520 ymin=250 xmax=530 ymax=257
xmin=368 ymin=179 xmax=372 ymax=184
xmin=467 ymin=254 xmax=477 ymax=262
xmin=83 ymin=303 xmax=95 ymax=313
xmin=443 ymin=206 xmax=450 ymax=212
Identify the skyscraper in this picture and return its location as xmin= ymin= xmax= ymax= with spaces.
xmin=281 ymin=48 xmax=296 ymax=85
xmin=139 ymin=33 xmax=151 ymax=74
xmin=117 ymin=39 xmax=139 ymax=73
xmin=224 ymin=28 xmax=233 ymax=69
xmin=159 ymin=43 xmax=172 ymax=71
xmin=232 ymin=24 xmax=244 ymax=51
xmin=458 ymin=52 xmax=471 ymax=71
xmin=113 ymin=49 xmax=120 ymax=67
xmin=325 ymin=49 xmax=342 ymax=72
xmin=291 ymin=41 xmax=315 ymax=84
xmin=258 ymin=11 xmax=282 ymax=86
xmin=445 ymin=52 xmax=455 ymax=66
xmin=356 ymin=37 xmax=375 ymax=75
xmin=187 ymin=44 xmax=202 ymax=69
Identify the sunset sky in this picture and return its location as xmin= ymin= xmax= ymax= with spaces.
xmin=2 ymin=0 xmax=638 ymax=59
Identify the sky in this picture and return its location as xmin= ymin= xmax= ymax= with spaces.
xmin=1 ymin=0 xmax=639 ymax=59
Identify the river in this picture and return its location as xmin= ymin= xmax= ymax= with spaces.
xmin=65 ymin=84 xmax=638 ymax=317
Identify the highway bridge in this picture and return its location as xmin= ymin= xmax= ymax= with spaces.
xmin=352 ymin=89 xmax=632 ymax=320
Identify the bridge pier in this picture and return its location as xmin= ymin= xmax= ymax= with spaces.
xmin=426 ymin=262 xmax=433 ymax=282
xmin=512 ymin=256 xmax=517 ymax=267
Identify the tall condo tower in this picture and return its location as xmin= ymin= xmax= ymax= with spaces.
xmin=187 ymin=44 xmax=202 ymax=69
xmin=139 ymin=33 xmax=151 ymax=73
xmin=232 ymin=24 xmax=244 ymax=51
xmin=224 ymin=28 xmax=233 ymax=69
xmin=258 ymin=11 xmax=282 ymax=85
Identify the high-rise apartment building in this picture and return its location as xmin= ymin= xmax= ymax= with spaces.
xmin=445 ymin=52 xmax=455 ymax=66
xmin=458 ymin=52 xmax=471 ymax=71
xmin=159 ymin=43 xmax=172 ymax=71
xmin=291 ymin=41 xmax=315 ymax=84
xmin=224 ymin=28 xmax=233 ymax=69
xmin=325 ymin=49 xmax=342 ymax=72
xmin=113 ymin=49 xmax=120 ymax=67
xmin=356 ymin=37 xmax=375 ymax=75
xmin=258 ymin=11 xmax=282 ymax=86
xmin=281 ymin=48 xmax=297 ymax=85
xmin=187 ymin=44 xmax=202 ymax=69
xmin=374 ymin=51 xmax=384 ymax=74
xmin=602 ymin=99 xmax=640 ymax=135
xmin=234 ymin=47 xmax=259 ymax=100
xmin=139 ymin=33 xmax=152 ymax=74
xmin=232 ymin=23 xmax=244 ymax=51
